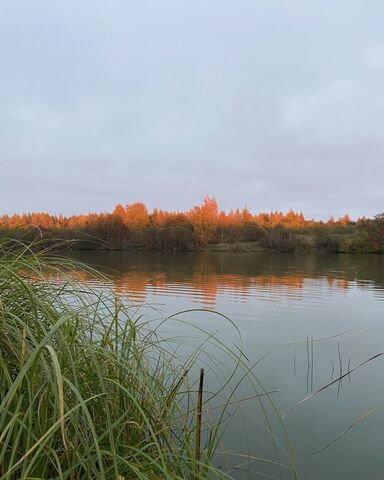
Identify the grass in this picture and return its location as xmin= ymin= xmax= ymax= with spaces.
xmin=0 ymin=238 xmax=299 ymax=480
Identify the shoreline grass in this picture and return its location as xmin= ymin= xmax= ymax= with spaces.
xmin=0 ymin=239 xmax=299 ymax=479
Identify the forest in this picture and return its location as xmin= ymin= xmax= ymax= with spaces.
xmin=1 ymin=197 xmax=383 ymax=253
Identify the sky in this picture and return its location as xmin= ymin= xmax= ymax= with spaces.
xmin=1 ymin=0 xmax=384 ymax=220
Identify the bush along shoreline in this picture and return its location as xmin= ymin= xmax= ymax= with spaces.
xmin=0 ymin=240 xmax=299 ymax=479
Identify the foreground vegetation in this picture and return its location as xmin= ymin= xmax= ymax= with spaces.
xmin=1 ymin=198 xmax=384 ymax=253
xmin=0 ymin=240 xmax=298 ymax=479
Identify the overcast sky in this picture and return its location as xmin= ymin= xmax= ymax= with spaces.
xmin=1 ymin=0 xmax=383 ymax=219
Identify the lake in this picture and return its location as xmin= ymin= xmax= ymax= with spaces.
xmin=70 ymin=251 xmax=384 ymax=480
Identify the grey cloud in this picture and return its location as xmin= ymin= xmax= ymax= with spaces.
xmin=0 ymin=0 xmax=384 ymax=218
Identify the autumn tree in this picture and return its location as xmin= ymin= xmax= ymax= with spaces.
xmin=113 ymin=204 xmax=125 ymax=219
xmin=338 ymin=214 xmax=351 ymax=225
xmin=188 ymin=197 xmax=218 ymax=246
xmin=124 ymin=202 xmax=149 ymax=229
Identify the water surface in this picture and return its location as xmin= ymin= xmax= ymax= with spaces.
xmin=71 ymin=251 xmax=384 ymax=480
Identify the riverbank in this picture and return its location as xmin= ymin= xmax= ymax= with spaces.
xmin=205 ymin=232 xmax=382 ymax=253
xmin=2 ymin=229 xmax=384 ymax=254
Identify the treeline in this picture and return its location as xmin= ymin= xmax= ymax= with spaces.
xmin=1 ymin=198 xmax=383 ymax=253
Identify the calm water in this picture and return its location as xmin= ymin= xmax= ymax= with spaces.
xmin=71 ymin=251 xmax=384 ymax=480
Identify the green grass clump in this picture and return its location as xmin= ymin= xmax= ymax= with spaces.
xmin=0 ymin=240 xmax=233 ymax=479
xmin=0 ymin=239 xmax=299 ymax=479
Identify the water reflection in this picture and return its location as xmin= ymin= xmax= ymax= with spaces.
xmin=69 ymin=251 xmax=384 ymax=306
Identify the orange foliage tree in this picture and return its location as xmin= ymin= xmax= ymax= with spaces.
xmin=188 ymin=197 xmax=218 ymax=246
